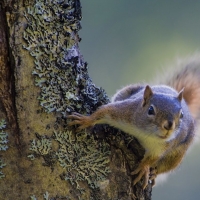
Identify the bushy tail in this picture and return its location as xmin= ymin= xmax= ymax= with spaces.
xmin=158 ymin=54 xmax=200 ymax=120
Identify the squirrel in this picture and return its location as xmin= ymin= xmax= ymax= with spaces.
xmin=68 ymin=55 xmax=200 ymax=189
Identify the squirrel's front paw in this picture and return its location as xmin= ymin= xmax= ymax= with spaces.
xmin=68 ymin=112 xmax=93 ymax=131
xmin=131 ymin=165 xmax=150 ymax=189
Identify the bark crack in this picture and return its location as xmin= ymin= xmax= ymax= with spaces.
xmin=0 ymin=4 xmax=22 ymax=153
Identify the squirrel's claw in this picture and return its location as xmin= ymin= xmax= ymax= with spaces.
xmin=149 ymin=167 xmax=157 ymax=187
xmin=131 ymin=165 xmax=150 ymax=189
xmin=68 ymin=112 xmax=93 ymax=131
xmin=68 ymin=112 xmax=84 ymax=120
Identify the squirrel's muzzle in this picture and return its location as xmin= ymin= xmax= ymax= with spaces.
xmin=162 ymin=120 xmax=175 ymax=131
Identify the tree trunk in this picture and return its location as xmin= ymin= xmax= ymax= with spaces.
xmin=0 ymin=0 xmax=152 ymax=199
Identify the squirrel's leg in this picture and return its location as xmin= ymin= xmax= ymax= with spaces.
xmin=149 ymin=144 xmax=192 ymax=187
xmin=68 ymin=100 xmax=133 ymax=131
xmin=155 ymin=146 xmax=188 ymax=175
xmin=155 ymin=127 xmax=194 ymax=175
xmin=131 ymin=155 xmax=157 ymax=189
xmin=68 ymin=104 xmax=113 ymax=131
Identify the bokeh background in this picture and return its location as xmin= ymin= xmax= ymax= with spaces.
xmin=79 ymin=1 xmax=200 ymax=199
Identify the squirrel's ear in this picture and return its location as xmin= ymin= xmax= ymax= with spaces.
xmin=177 ymin=88 xmax=184 ymax=102
xmin=142 ymin=85 xmax=153 ymax=106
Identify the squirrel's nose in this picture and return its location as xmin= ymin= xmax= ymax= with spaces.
xmin=162 ymin=120 xmax=175 ymax=131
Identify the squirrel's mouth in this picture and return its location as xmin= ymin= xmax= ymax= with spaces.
xmin=158 ymin=130 xmax=172 ymax=139
xmin=158 ymin=135 xmax=168 ymax=139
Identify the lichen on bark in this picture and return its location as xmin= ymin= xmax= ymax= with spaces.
xmin=23 ymin=0 xmax=111 ymax=197
xmin=23 ymin=0 xmax=109 ymax=115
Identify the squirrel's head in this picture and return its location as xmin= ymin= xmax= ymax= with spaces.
xmin=139 ymin=85 xmax=184 ymax=140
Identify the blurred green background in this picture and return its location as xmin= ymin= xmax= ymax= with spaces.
xmin=79 ymin=1 xmax=200 ymax=199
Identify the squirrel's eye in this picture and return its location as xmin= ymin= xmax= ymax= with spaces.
xmin=180 ymin=111 xmax=184 ymax=118
xmin=148 ymin=106 xmax=155 ymax=115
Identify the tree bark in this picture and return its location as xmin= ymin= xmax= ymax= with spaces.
xmin=0 ymin=0 xmax=152 ymax=199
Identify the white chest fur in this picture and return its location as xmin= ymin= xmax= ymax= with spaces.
xmin=108 ymin=118 xmax=167 ymax=157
